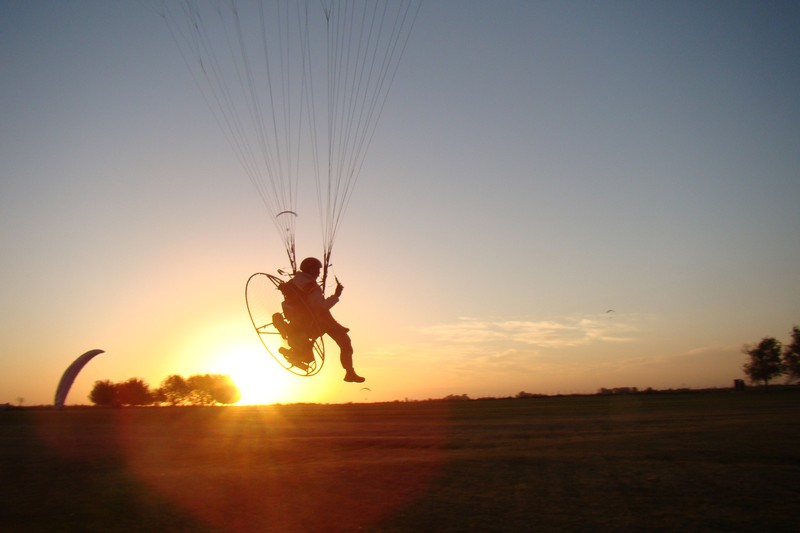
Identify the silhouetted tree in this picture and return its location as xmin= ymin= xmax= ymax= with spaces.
xmin=186 ymin=374 xmax=241 ymax=405
xmin=743 ymin=337 xmax=784 ymax=387
xmin=597 ymin=387 xmax=639 ymax=395
xmin=186 ymin=375 xmax=216 ymax=405
xmin=208 ymin=374 xmax=241 ymax=405
xmin=89 ymin=380 xmax=118 ymax=407
xmin=90 ymin=374 xmax=239 ymax=407
xmin=783 ymin=326 xmax=800 ymax=383
xmin=158 ymin=374 xmax=192 ymax=405
xmin=442 ymin=394 xmax=470 ymax=401
xmin=116 ymin=378 xmax=154 ymax=406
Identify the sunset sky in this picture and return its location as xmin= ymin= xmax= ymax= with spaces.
xmin=2 ymin=1 xmax=799 ymax=406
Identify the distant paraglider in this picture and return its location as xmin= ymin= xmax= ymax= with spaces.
xmin=54 ymin=349 xmax=104 ymax=408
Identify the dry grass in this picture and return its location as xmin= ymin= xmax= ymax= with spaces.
xmin=2 ymin=390 xmax=799 ymax=532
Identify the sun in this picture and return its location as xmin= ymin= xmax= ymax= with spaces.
xmin=215 ymin=345 xmax=293 ymax=405
xmin=171 ymin=314 xmax=337 ymax=405
xmin=171 ymin=314 xmax=298 ymax=405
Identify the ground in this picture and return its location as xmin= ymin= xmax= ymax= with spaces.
xmin=2 ymin=390 xmax=799 ymax=532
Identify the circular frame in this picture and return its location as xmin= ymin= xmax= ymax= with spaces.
xmin=245 ymin=272 xmax=325 ymax=377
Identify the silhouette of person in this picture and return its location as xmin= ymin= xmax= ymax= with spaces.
xmin=285 ymin=257 xmax=365 ymax=383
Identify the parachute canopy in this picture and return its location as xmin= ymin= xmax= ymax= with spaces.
xmin=54 ymin=349 xmax=105 ymax=408
xmin=156 ymin=0 xmax=422 ymax=286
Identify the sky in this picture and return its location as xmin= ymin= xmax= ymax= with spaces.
xmin=2 ymin=1 xmax=799 ymax=406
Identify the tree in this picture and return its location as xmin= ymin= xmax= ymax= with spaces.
xmin=90 ymin=374 xmax=239 ymax=407
xmin=442 ymin=394 xmax=470 ymax=401
xmin=186 ymin=374 xmax=241 ymax=406
xmin=116 ymin=378 xmax=154 ymax=406
xmin=186 ymin=375 xmax=216 ymax=405
xmin=89 ymin=380 xmax=119 ymax=407
xmin=742 ymin=337 xmax=784 ymax=387
xmin=783 ymin=326 xmax=800 ymax=383
xmin=208 ymin=374 xmax=241 ymax=405
xmin=158 ymin=375 xmax=191 ymax=406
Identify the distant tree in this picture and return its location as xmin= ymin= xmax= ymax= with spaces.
xmin=742 ymin=337 xmax=784 ymax=387
xmin=208 ymin=374 xmax=241 ymax=405
xmin=116 ymin=378 xmax=154 ymax=406
xmin=89 ymin=374 xmax=239 ymax=407
xmin=783 ymin=326 xmax=800 ymax=383
xmin=89 ymin=380 xmax=119 ymax=406
xmin=186 ymin=374 xmax=241 ymax=405
xmin=597 ymin=387 xmax=639 ymax=395
xmin=442 ymin=394 xmax=470 ymax=401
xmin=186 ymin=374 xmax=216 ymax=405
xmin=150 ymin=386 xmax=166 ymax=405
xmin=158 ymin=374 xmax=192 ymax=405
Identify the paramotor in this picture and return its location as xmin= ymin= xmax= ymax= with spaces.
xmin=155 ymin=1 xmax=421 ymax=372
xmin=246 ymin=272 xmax=325 ymax=376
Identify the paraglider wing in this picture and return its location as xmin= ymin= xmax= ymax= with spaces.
xmin=54 ymin=349 xmax=104 ymax=408
xmin=156 ymin=1 xmax=422 ymax=284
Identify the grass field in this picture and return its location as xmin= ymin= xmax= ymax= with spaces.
xmin=2 ymin=390 xmax=799 ymax=532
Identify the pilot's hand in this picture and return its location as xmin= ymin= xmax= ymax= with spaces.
xmin=334 ymin=282 xmax=344 ymax=297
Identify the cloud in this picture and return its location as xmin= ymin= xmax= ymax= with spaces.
xmin=367 ymin=316 xmax=741 ymax=395
xmin=419 ymin=314 xmax=639 ymax=350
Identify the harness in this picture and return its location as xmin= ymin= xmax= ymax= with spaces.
xmin=278 ymin=279 xmax=321 ymax=336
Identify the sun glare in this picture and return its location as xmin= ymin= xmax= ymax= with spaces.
xmin=214 ymin=345 xmax=292 ymax=405
xmin=174 ymin=316 xmax=296 ymax=405
xmin=171 ymin=315 xmax=343 ymax=405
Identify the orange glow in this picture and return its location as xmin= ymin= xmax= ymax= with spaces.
xmin=162 ymin=313 xmax=297 ymax=405
xmin=213 ymin=346 xmax=290 ymax=405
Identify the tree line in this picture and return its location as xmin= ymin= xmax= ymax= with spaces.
xmin=742 ymin=325 xmax=800 ymax=387
xmin=89 ymin=374 xmax=240 ymax=407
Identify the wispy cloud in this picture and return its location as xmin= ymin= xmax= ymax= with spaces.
xmin=368 ymin=316 xmax=740 ymax=394
xmin=419 ymin=314 xmax=639 ymax=350
xmin=367 ymin=313 xmax=647 ymax=386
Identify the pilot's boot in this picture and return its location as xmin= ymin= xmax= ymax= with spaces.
xmin=344 ymin=368 xmax=365 ymax=383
